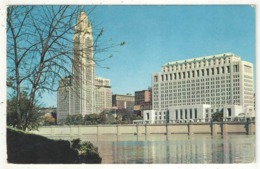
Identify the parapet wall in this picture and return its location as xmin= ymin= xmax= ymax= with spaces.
xmin=31 ymin=122 xmax=255 ymax=137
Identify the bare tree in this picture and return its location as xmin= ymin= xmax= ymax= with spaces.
xmin=7 ymin=5 xmax=124 ymax=130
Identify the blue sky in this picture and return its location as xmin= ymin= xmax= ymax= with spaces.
xmin=43 ymin=5 xmax=255 ymax=107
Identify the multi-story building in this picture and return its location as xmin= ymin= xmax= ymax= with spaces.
xmin=112 ymin=94 xmax=135 ymax=110
xmin=57 ymin=12 xmax=112 ymax=124
xmin=95 ymin=77 xmax=112 ymax=113
xmin=146 ymin=53 xmax=254 ymax=123
xmin=70 ymin=11 xmax=95 ymax=116
xmin=134 ymin=88 xmax=152 ymax=115
xmin=57 ymin=76 xmax=73 ymax=122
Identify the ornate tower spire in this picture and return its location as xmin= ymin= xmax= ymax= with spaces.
xmin=74 ymin=11 xmax=92 ymax=34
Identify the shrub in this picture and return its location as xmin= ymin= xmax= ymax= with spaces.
xmin=7 ymin=127 xmax=101 ymax=163
xmin=71 ymin=138 xmax=102 ymax=163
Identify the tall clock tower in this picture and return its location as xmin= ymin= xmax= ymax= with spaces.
xmin=71 ymin=11 xmax=95 ymax=115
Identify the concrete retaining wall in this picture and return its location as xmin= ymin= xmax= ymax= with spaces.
xmin=31 ymin=122 xmax=255 ymax=137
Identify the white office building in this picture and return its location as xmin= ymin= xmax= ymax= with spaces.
xmin=95 ymin=77 xmax=112 ymax=113
xmin=57 ymin=77 xmax=73 ymax=122
xmin=145 ymin=53 xmax=254 ymax=123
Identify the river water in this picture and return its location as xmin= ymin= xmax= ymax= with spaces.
xmin=50 ymin=134 xmax=255 ymax=164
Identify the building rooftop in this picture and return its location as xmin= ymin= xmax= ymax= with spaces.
xmin=163 ymin=52 xmax=240 ymax=67
xmin=113 ymin=93 xmax=134 ymax=96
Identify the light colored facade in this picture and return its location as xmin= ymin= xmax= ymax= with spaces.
xmin=168 ymin=104 xmax=211 ymax=123
xmin=71 ymin=11 xmax=95 ymax=116
xmin=148 ymin=53 xmax=254 ymax=123
xmin=222 ymin=104 xmax=243 ymax=120
xmin=57 ymin=77 xmax=73 ymax=123
xmin=143 ymin=110 xmax=156 ymax=123
xmin=57 ymin=12 xmax=112 ymax=124
xmin=95 ymin=77 xmax=112 ymax=113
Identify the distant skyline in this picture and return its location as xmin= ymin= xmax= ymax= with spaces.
xmin=41 ymin=5 xmax=255 ymax=107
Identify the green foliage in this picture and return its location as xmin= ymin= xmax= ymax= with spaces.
xmin=108 ymin=108 xmax=142 ymax=124
xmin=7 ymin=127 xmax=102 ymax=163
xmin=84 ymin=114 xmax=100 ymax=125
xmin=71 ymin=138 xmax=102 ymax=163
xmin=64 ymin=109 xmax=141 ymax=125
xmin=43 ymin=113 xmax=56 ymax=126
xmin=212 ymin=111 xmax=223 ymax=122
xmin=99 ymin=111 xmax=116 ymax=124
xmin=7 ymin=91 xmax=42 ymax=131
xmin=7 ymin=127 xmax=78 ymax=163
xmin=121 ymin=111 xmax=142 ymax=124
xmin=65 ymin=114 xmax=84 ymax=125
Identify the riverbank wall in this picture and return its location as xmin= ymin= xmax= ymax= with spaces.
xmin=31 ymin=121 xmax=255 ymax=137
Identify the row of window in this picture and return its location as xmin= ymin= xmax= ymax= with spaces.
xmin=160 ymin=98 xmax=238 ymax=103
xmin=175 ymin=109 xmax=198 ymax=120
xmin=156 ymin=76 xmax=232 ymax=86
xmin=158 ymin=89 xmax=233 ymax=96
xmin=153 ymin=92 xmax=234 ymax=101
xmin=155 ymin=116 xmax=165 ymax=120
xmin=155 ymin=66 xmax=233 ymax=82
xmin=154 ymin=104 xmax=228 ymax=111
xmin=159 ymin=96 xmax=238 ymax=101
xmin=158 ymin=91 xmax=233 ymax=97
xmin=158 ymin=80 xmax=232 ymax=87
xmin=160 ymin=85 xmax=231 ymax=92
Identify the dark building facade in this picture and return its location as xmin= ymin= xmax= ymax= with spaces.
xmin=134 ymin=88 xmax=152 ymax=111
xmin=112 ymin=94 xmax=135 ymax=110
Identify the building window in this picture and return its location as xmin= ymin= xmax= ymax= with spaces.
xmin=146 ymin=113 xmax=149 ymax=120
xmin=178 ymin=72 xmax=181 ymax=79
xmin=217 ymin=67 xmax=219 ymax=74
xmin=161 ymin=75 xmax=164 ymax=81
xmin=185 ymin=109 xmax=187 ymax=119
xmin=211 ymin=68 xmax=214 ymax=75
xmin=180 ymin=110 xmax=183 ymax=119
xmin=154 ymin=76 xmax=158 ymax=82
xmin=190 ymin=109 xmax=192 ymax=119
xmin=228 ymin=108 xmax=231 ymax=117
xmin=234 ymin=65 xmax=239 ymax=72
xmin=195 ymin=109 xmax=197 ymax=119
xmin=175 ymin=110 xmax=178 ymax=119
xmin=170 ymin=74 xmax=172 ymax=80
xmin=227 ymin=66 xmax=230 ymax=73
xmin=188 ymin=71 xmax=190 ymax=78
xmin=174 ymin=73 xmax=176 ymax=79
xmin=222 ymin=66 xmax=224 ymax=74
xmin=202 ymin=69 xmax=204 ymax=76
xmin=197 ymin=70 xmax=199 ymax=77
xmin=206 ymin=69 xmax=209 ymax=76
xmin=192 ymin=71 xmax=195 ymax=77
xmin=183 ymin=72 xmax=185 ymax=79
xmin=166 ymin=74 xmax=168 ymax=81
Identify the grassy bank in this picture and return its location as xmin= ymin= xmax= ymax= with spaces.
xmin=7 ymin=127 xmax=101 ymax=163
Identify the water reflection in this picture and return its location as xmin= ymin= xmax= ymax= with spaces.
xmin=50 ymin=134 xmax=255 ymax=164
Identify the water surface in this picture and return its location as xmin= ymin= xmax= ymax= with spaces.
xmin=50 ymin=134 xmax=255 ymax=164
